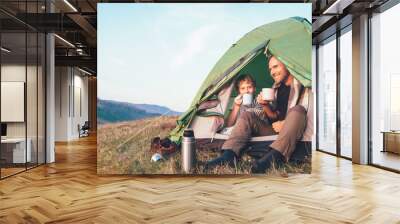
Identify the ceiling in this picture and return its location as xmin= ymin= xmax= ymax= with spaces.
xmin=1 ymin=0 xmax=98 ymax=74
xmin=0 ymin=0 xmax=396 ymax=75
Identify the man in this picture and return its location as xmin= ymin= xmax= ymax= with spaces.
xmin=205 ymin=56 xmax=310 ymax=173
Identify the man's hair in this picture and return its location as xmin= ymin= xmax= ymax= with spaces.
xmin=235 ymin=74 xmax=256 ymax=91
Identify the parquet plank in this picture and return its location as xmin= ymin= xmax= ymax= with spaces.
xmin=0 ymin=135 xmax=399 ymax=223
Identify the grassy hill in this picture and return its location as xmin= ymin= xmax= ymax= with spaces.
xmin=132 ymin=104 xmax=182 ymax=116
xmin=97 ymin=116 xmax=180 ymax=174
xmin=97 ymin=116 xmax=310 ymax=175
xmin=97 ymin=99 xmax=181 ymax=124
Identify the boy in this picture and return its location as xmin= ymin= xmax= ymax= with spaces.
xmin=225 ymin=74 xmax=257 ymax=127
xmin=224 ymin=74 xmax=272 ymax=130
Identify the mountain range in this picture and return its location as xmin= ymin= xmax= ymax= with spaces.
xmin=97 ymin=99 xmax=182 ymax=124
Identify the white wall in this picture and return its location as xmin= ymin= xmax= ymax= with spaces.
xmin=55 ymin=67 xmax=89 ymax=141
xmin=55 ymin=66 xmax=69 ymax=141
xmin=72 ymin=73 xmax=89 ymax=138
xmin=1 ymin=65 xmax=27 ymax=140
xmin=1 ymin=63 xmax=46 ymax=164
xmin=1 ymin=65 xmax=41 ymax=138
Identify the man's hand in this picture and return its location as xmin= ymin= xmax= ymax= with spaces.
xmin=272 ymin=120 xmax=285 ymax=133
xmin=256 ymin=93 xmax=269 ymax=105
xmin=234 ymin=94 xmax=243 ymax=106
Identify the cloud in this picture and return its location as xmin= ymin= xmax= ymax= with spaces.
xmin=170 ymin=24 xmax=218 ymax=70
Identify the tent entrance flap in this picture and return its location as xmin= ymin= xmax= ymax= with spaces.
xmin=200 ymin=46 xmax=267 ymax=105
xmin=223 ymin=52 xmax=274 ymax=120
xmin=169 ymin=47 xmax=266 ymax=143
xmin=190 ymin=51 xmax=274 ymax=140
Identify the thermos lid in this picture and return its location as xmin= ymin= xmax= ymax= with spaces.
xmin=183 ymin=128 xmax=194 ymax=137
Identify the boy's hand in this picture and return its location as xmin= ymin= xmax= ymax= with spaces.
xmin=272 ymin=120 xmax=285 ymax=133
xmin=234 ymin=94 xmax=243 ymax=106
xmin=257 ymin=93 xmax=269 ymax=105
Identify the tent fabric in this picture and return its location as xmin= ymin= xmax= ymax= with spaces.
xmin=169 ymin=17 xmax=312 ymax=144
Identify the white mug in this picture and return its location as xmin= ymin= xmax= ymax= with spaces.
xmin=242 ymin=93 xmax=253 ymax=105
xmin=262 ymin=88 xmax=275 ymax=101
xmin=151 ymin=153 xmax=163 ymax=162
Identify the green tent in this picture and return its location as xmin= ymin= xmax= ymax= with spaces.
xmin=169 ymin=17 xmax=312 ymax=144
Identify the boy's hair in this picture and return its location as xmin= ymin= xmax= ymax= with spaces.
xmin=235 ymin=74 xmax=256 ymax=91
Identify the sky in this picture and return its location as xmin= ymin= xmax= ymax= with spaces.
xmin=98 ymin=3 xmax=311 ymax=112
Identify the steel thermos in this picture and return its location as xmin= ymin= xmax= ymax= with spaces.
xmin=181 ymin=129 xmax=196 ymax=173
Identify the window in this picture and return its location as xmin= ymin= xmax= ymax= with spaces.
xmin=370 ymin=3 xmax=400 ymax=171
xmin=317 ymin=35 xmax=337 ymax=154
xmin=0 ymin=1 xmax=47 ymax=179
xmin=339 ymin=27 xmax=352 ymax=158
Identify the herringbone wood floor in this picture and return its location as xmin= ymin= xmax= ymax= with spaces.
xmin=1 ymin=135 xmax=400 ymax=224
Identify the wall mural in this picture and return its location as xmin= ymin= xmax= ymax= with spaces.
xmin=97 ymin=3 xmax=313 ymax=175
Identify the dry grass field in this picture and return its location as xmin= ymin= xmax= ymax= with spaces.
xmin=97 ymin=116 xmax=310 ymax=175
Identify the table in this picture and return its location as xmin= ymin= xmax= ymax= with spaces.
xmin=381 ymin=131 xmax=400 ymax=154
xmin=1 ymin=138 xmax=31 ymax=163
